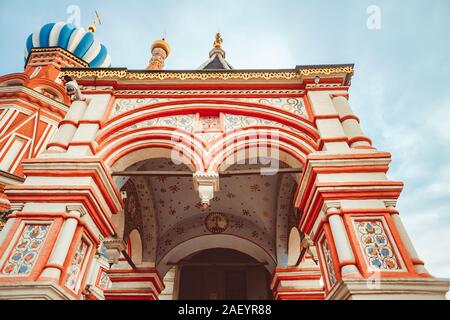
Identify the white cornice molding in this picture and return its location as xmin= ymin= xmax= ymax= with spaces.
xmin=106 ymin=89 xmax=306 ymax=96
xmin=0 ymin=86 xmax=69 ymax=114
xmin=0 ymin=282 xmax=72 ymax=300
xmin=327 ymin=278 xmax=450 ymax=300
xmin=21 ymin=159 xmax=123 ymax=213
xmin=66 ymin=204 xmax=88 ymax=217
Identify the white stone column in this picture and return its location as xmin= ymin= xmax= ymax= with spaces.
xmin=332 ymin=96 xmax=371 ymax=148
xmin=47 ymin=100 xmax=88 ymax=152
xmin=388 ymin=205 xmax=428 ymax=275
xmin=325 ymin=204 xmax=362 ymax=278
xmin=67 ymin=94 xmax=112 ymax=156
xmin=83 ymin=250 xmax=110 ymax=300
xmin=307 ymin=91 xmax=351 ymax=152
xmin=39 ymin=207 xmax=83 ymax=280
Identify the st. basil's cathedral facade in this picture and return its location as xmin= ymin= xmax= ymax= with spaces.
xmin=0 ymin=21 xmax=448 ymax=300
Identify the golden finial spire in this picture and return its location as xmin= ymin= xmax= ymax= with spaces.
xmin=88 ymin=10 xmax=102 ymax=33
xmin=147 ymin=38 xmax=171 ymax=70
xmin=213 ymin=32 xmax=223 ymax=49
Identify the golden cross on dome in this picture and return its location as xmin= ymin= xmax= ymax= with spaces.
xmin=88 ymin=10 xmax=102 ymax=33
xmin=213 ymin=32 xmax=223 ymax=49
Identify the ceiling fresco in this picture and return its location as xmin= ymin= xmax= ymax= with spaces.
xmin=121 ymin=158 xmax=299 ymax=266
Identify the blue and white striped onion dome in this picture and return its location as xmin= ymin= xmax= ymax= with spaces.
xmin=25 ymin=22 xmax=111 ymax=68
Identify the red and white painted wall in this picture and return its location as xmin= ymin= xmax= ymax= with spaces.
xmin=0 ymin=41 xmax=448 ymax=300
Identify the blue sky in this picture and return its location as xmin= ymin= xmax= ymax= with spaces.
xmin=1 ymin=0 xmax=450 ymax=284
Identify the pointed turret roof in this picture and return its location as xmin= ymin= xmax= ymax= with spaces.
xmin=198 ymin=33 xmax=233 ymax=70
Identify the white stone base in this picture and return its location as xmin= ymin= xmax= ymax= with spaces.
xmin=0 ymin=282 xmax=72 ymax=300
xmin=327 ymin=278 xmax=450 ymax=300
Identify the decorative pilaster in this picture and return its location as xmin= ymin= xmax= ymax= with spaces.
xmin=0 ymin=204 xmax=99 ymax=299
xmin=82 ymin=244 xmax=112 ymax=300
xmin=324 ymin=203 xmax=362 ymax=278
xmin=66 ymin=94 xmax=113 ymax=156
xmin=46 ymin=99 xmax=88 ymax=153
xmin=332 ymin=95 xmax=372 ymax=149
xmin=296 ymin=151 xmax=450 ymax=299
xmin=0 ymin=159 xmax=123 ymax=300
xmin=38 ymin=206 xmax=84 ymax=281
xmin=307 ymin=91 xmax=350 ymax=152
xmin=385 ymin=200 xmax=428 ymax=275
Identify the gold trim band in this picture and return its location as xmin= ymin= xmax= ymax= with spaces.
xmin=61 ymin=66 xmax=353 ymax=81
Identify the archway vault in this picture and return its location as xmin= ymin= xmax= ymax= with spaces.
xmin=98 ymin=127 xmax=316 ymax=174
xmin=96 ymin=99 xmax=319 ymax=172
xmin=112 ymin=156 xmax=300 ymax=279
xmin=157 ymin=234 xmax=277 ymax=277
xmin=101 ymin=101 xmax=315 ymax=283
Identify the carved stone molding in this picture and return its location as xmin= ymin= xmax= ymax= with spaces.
xmin=10 ymin=203 xmax=25 ymax=212
xmin=103 ymin=237 xmax=126 ymax=265
xmin=66 ymin=205 xmax=88 ymax=217
xmin=384 ymin=200 xmax=397 ymax=209
xmin=322 ymin=201 xmax=341 ymax=214
xmin=193 ymin=172 xmax=220 ymax=208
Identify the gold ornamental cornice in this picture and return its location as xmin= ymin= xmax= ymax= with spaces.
xmin=60 ymin=65 xmax=354 ymax=81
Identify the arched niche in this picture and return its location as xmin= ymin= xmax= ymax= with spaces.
xmin=217 ymin=146 xmax=304 ymax=173
xmin=105 ymin=145 xmax=199 ymax=173
xmin=287 ymin=227 xmax=302 ymax=266
xmin=111 ymin=209 xmax=125 ymax=239
xmin=128 ymin=229 xmax=143 ymax=265
xmin=210 ymin=129 xmax=311 ymax=172
xmin=156 ymin=212 xmax=275 ymax=266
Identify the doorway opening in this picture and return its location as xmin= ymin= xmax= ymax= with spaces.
xmin=177 ymin=248 xmax=273 ymax=300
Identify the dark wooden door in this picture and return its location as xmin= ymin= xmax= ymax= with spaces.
xmin=225 ymin=270 xmax=247 ymax=300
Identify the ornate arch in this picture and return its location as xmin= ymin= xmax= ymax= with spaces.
xmin=95 ymin=99 xmax=320 ymax=176
xmin=97 ymin=127 xmax=205 ymax=172
xmin=98 ymin=99 xmax=320 ymax=144
xmin=208 ymin=127 xmax=316 ymax=171
xmin=156 ymin=211 xmax=275 ymax=265
xmin=157 ymin=234 xmax=277 ymax=277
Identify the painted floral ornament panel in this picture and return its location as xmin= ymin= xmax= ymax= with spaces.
xmin=98 ymin=271 xmax=112 ymax=290
xmin=223 ymin=114 xmax=306 ymax=136
xmin=1 ymin=225 xmax=50 ymax=275
xmin=322 ymin=239 xmax=337 ymax=287
xmin=65 ymin=240 xmax=89 ymax=291
xmin=126 ymin=115 xmax=195 ymax=132
xmin=355 ymin=220 xmax=400 ymax=271
xmin=252 ymin=97 xmax=308 ymax=118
